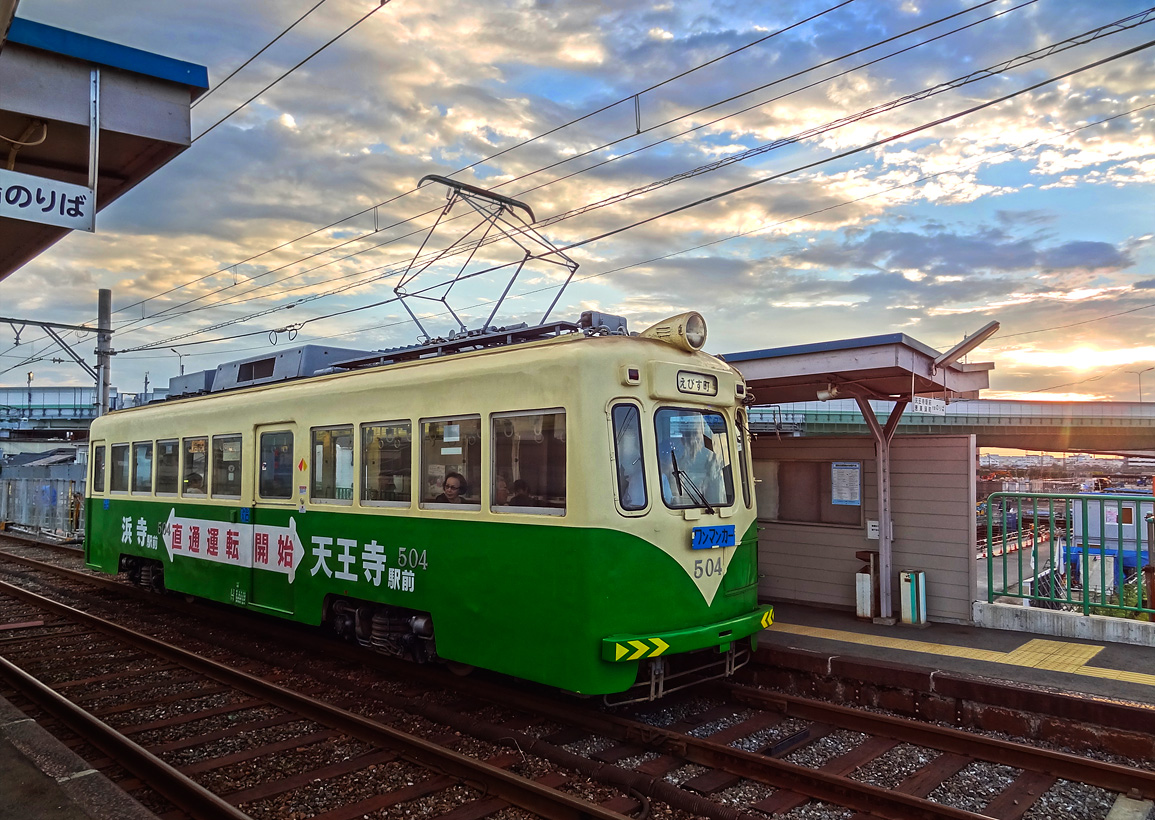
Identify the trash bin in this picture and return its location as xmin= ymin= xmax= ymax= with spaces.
xmin=900 ymin=570 xmax=927 ymax=625
xmin=855 ymin=550 xmax=879 ymax=619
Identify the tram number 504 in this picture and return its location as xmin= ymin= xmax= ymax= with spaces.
xmin=694 ymin=556 xmax=723 ymax=579
xmin=397 ymin=548 xmax=429 ymax=570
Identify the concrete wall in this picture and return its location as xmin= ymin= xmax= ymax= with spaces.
xmin=753 ymin=434 xmax=976 ymax=624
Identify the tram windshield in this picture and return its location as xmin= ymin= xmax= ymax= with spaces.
xmin=655 ymin=408 xmax=734 ymax=510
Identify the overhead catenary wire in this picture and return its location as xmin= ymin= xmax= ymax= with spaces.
xmin=190 ymin=0 xmax=331 ymax=110
xmin=192 ymin=0 xmax=392 ymax=143
xmin=110 ymin=0 xmax=1073 ymax=342
xmin=19 ymin=17 xmax=1155 ymax=379
xmin=108 ymin=0 xmax=866 ymax=320
xmin=114 ymin=36 xmax=1155 ymax=355
xmin=114 ymin=0 xmax=1021 ymax=335
xmin=113 ymin=102 xmax=1155 ymax=366
xmin=127 ymin=7 xmax=1155 ymax=344
xmin=119 ymin=0 xmax=1021 ymax=334
xmin=0 ymin=0 xmax=392 ymax=365
xmin=18 ymin=8 xmax=1155 ymax=378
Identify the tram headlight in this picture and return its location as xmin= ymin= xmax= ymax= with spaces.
xmin=685 ymin=313 xmax=707 ymax=350
xmin=639 ymin=311 xmax=708 ymax=352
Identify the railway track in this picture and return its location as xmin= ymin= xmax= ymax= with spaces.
xmin=2 ymin=539 xmax=1153 ymax=819
xmin=0 ymin=574 xmax=632 ymax=820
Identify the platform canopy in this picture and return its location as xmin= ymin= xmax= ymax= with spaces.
xmin=722 ymin=332 xmax=994 ymax=405
xmin=724 ymin=330 xmax=994 ymax=624
xmin=0 ymin=16 xmax=208 ymax=281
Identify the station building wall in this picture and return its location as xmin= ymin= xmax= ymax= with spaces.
xmin=752 ymin=434 xmax=977 ymax=624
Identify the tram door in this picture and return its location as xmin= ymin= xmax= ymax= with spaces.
xmin=250 ymin=424 xmax=298 ymax=614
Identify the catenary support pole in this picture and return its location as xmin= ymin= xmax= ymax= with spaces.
xmin=96 ymin=288 xmax=111 ymax=416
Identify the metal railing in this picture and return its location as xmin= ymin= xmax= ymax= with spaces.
xmin=986 ymin=492 xmax=1155 ymax=618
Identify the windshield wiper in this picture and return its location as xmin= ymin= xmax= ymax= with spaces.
xmin=669 ymin=449 xmax=716 ymax=514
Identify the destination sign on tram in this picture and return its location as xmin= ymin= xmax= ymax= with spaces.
xmin=677 ymin=371 xmax=718 ymax=396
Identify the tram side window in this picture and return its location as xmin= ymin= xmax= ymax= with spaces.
xmin=491 ymin=411 xmax=566 ymax=515
xmin=132 ymin=442 xmax=153 ymax=494
xmin=421 ymin=417 xmax=481 ymax=508
xmin=736 ymin=410 xmax=752 ymax=509
xmin=212 ymin=435 xmax=243 ymax=498
xmin=156 ymin=439 xmax=180 ymax=494
xmin=312 ymin=426 xmax=353 ymax=502
xmin=110 ymin=444 xmax=129 ymax=492
xmin=259 ymin=432 xmax=294 ymax=499
xmin=92 ymin=445 xmax=106 ymax=494
xmin=183 ymin=437 xmax=208 ymax=495
xmin=361 ymin=421 xmax=411 ymax=505
xmin=612 ymin=404 xmax=647 ymax=511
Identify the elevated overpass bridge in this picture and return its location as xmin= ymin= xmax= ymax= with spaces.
xmin=748 ymin=399 xmax=1155 ymax=454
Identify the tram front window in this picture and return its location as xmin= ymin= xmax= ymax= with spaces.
xmin=655 ymin=408 xmax=734 ymax=510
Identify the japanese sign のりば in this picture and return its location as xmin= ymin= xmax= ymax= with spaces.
xmin=0 ymin=168 xmax=94 ymax=232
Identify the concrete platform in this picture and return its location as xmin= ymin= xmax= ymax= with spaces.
xmin=760 ymin=601 xmax=1155 ymax=708
xmin=0 ymin=695 xmax=155 ymax=820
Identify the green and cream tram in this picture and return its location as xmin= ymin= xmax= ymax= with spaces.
xmin=85 ymin=311 xmax=772 ymax=699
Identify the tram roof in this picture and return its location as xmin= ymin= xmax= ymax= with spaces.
xmin=722 ymin=332 xmax=992 ymax=404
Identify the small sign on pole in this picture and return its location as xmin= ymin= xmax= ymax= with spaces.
xmin=0 ymin=168 xmax=95 ymax=232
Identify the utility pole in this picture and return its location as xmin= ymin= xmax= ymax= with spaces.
xmin=1127 ymin=367 xmax=1154 ymax=403
xmin=96 ymin=288 xmax=112 ymax=416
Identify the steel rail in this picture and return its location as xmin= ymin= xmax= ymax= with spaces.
xmin=725 ymin=683 xmax=1155 ymax=799
xmin=9 ymin=549 xmax=1131 ymax=817
xmin=433 ymin=677 xmax=994 ymax=820
xmin=0 ymin=649 xmax=252 ymax=820
xmin=0 ymin=577 xmax=628 ymax=820
xmin=9 ymin=546 xmax=1149 ymax=813
xmin=0 ymin=545 xmax=157 ymax=593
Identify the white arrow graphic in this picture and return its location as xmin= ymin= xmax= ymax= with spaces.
xmin=161 ymin=508 xmax=176 ymax=562
xmin=286 ymin=517 xmax=304 ymax=584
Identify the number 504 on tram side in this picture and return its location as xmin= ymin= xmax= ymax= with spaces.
xmin=85 ymin=311 xmax=773 ymax=701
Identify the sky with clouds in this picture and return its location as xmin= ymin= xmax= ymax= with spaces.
xmin=6 ymin=0 xmax=1155 ymax=403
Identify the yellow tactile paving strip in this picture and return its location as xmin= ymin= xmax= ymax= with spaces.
xmin=769 ymin=623 xmax=1155 ymax=687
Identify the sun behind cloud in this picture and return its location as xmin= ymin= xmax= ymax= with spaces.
xmin=1003 ymin=346 xmax=1155 ymax=371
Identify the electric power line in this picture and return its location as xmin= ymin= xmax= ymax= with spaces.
xmin=110 ymin=0 xmax=1067 ymax=341
xmin=122 ymin=0 xmax=1019 ymax=335
xmin=115 ymin=36 xmax=1155 ymax=355
xmin=115 ymin=102 xmax=1155 ymax=364
xmin=193 ymin=0 xmax=392 ymax=143
xmin=191 ymin=0 xmax=330 ymax=109
xmin=108 ymin=0 xmax=867 ymax=319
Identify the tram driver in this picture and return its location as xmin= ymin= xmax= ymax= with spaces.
xmin=659 ymin=412 xmax=725 ymax=507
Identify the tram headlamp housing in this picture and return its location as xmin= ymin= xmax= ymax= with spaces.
xmin=640 ymin=311 xmax=708 ymax=352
